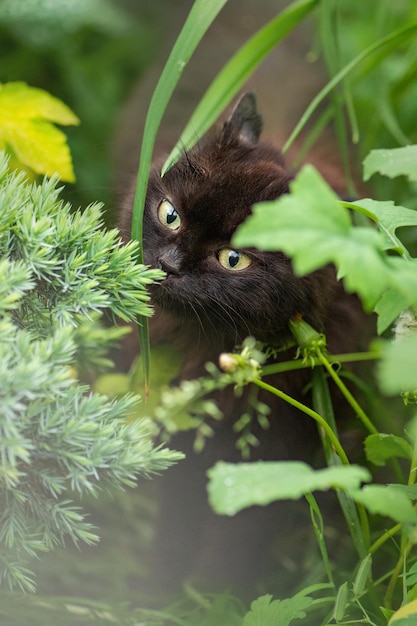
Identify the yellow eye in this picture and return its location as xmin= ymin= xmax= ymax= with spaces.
xmin=218 ymin=248 xmax=252 ymax=271
xmin=157 ymin=199 xmax=181 ymax=230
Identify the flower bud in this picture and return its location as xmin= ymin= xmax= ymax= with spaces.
xmin=219 ymin=353 xmax=238 ymax=373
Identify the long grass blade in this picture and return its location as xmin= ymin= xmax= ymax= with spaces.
xmin=131 ymin=0 xmax=228 ymax=255
xmin=130 ymin=0 xmax=228 ymax=395
xmin=161 ymin=0 xmax=319 ymax=176
xmin=319 ymin=0 xmax=356 ymax=197
xmin=312 ymin=368 xmax=369 ymax=558
xmin=283 ymin=20 xmax=417 ymax=154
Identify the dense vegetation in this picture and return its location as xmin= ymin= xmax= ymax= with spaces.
xmin=1 ymin=0 xmax=417 ymax=624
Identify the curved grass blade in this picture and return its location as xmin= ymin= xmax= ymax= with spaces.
xmin=319 ymin=0 xmax=356 ymax=196
xmin=161 ymin=0 xmax=319 ymax=176
xmin=312 ymin=368 xmax=369 ymax=558
xmin=130 ymin=0 xmax=228 ymax=256
xmin=283 ymin=19 xmax=417 ymax=154
xmin=130 ymin=0 xmax=228 ymax=395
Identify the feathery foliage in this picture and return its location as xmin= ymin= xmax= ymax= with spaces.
xmin=0 ymin=153 xmax=180 ymax=592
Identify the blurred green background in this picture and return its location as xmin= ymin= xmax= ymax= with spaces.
xmin=1 ymin=0 xmax=416 ymax=212
xmin=0 ymin=0 xmax=193 ymax=212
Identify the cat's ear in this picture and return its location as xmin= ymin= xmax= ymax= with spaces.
xmin=222 ymin=92 xmax=263 ymax=145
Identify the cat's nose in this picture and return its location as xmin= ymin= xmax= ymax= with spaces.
xmin=158 ymin=248 xmax=182 ymax=276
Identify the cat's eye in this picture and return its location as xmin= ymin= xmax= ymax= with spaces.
xmin=218 ymin=248 xmax=252 ymax=271
xmin=157 ymin=199 xmax=181 ymax=230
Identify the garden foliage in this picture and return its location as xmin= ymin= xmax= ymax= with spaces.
xmin=0 ymin=154 xmax=180 ymax=593
xmin=120 ymin=0 xmax=417 ymax=623
xmin=2 ymin=0 xmax=417 ymax=625
xmin=0 ymin=81 xmax=79 ymax=181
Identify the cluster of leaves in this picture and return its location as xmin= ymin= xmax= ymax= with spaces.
xmin=235 ymin=159 xmax=417 ymax=335
xmin=3 ymin=0 xmax=417 ymax=624
xmin=0 ymin=81 xmax=79 ymax=182
xmin=97 ymin=339 xmax=269 ymax=456
xmin=0 ymin=585 xmax=316 ymax=626
xmin=0 ymin=153 xmax=181 ymax=593
xmin=209 ymin=155 xmax=417 ymax=622
xmin=90 ymin=0 xmax=417 ymax=621
xmin=0 ymin=0 xmax=156 ymax=206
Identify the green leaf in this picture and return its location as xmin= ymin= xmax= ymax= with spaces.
xmin=162 ymin=0 xmax=318 ymax=174
xmin=207 ymin=461 xmax=371 ymax=516
xmin=363 ymin=145 xmax=417 ymax=183
xmin=389 ymin=599 xmax=417 ymax=624
xmin=353 ymin=485 xmax=417 ymax=524
xmin=374 ymin=258 xmax=417 ymax=333
xmin=0 ymin=82 xmax=79 ymax=181
xmin=374 ymin=288 xmax=411 ymax=335
xmin=405 ymin=561 xmax=417 ymax=586
xmin=352 ymin=198 xmax=417 ymax=255
xmin=378 ymin=335 xmax=417 ymax=395
xmin=389 ymin=618 xmax=417 ymax=626
xmin=233 ymin=165 xmax=388 ymax=310
xmin=352 ymin=554 xmax=372 ymax=599
xmin=388 ymin=484 xmax=417 ymax=501
xmin=333 ymin=582 xmax=349 ymax=622
xmin=242 ymin=593 xmax=313 ymax=626
xmin=365 ymin=434 xmax=413 ymax=466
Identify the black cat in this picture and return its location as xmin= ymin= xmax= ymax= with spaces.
xmin=118 ymin=93 xmax=366 ymax=593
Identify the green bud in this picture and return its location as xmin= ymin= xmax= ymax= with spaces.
xmin=289 ymin=315 xmax=326 ymax=364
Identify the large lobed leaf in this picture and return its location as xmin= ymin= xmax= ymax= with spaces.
xmin=233 ymin=165 xmax=388 ymax=311
xmin=234 ymin=165 xmax=417 ymax=325
xmin=208 ymin=460 xmax=417 ymax=524
xmin=207 ymin=460 xmax=370 ymax=516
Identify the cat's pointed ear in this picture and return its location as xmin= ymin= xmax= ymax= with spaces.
xmin=222 ymin=92 xmax=263 ymax=145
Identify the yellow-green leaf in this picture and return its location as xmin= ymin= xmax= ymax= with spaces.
xmin=389 ymin=599 xmax=417 ymax=624
xmin=0 ymin=82 xmax=79 ymax=182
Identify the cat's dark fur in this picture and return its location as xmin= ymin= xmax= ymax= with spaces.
xmin=118 ymin=94 xmax=366 ymax=593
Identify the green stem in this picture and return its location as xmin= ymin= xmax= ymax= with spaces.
xmin=384 ymin=543 xmax=413 ymax=610
xmin=369 ymin=523 xmax=401 ymax=555
xmin=306 ymin=492 xmax=335 ymax=586
xmin=384 ymin=436 xmax=417 ymax=607
xmin=312 ymin=368 xmax=369 ymax=557
xmin=316 ymin=349 xmax=378 ymax=435
xmin=407 ymin=431 xmax=417 ymax=487
xmin=261 ymin=350 xmax=380 ymax=377
xmin=253 ymin=378 xmax=350 ymax=465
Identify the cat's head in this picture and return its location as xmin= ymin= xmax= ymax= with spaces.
xmin=121 ymin=93 xmax=338 ymax=349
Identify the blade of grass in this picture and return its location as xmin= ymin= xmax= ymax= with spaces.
xmin=283 ymin=19 xmax=417 ymax=153
xmin=306 ymin=492 xmax=335 ymax=586
xmin=161 ymin=0 xmax=319 ymax=176
xmin=130 ymin=0 xmax=228 ymax=395
xmin=319 ymin=0 xmax=356 ymax=197
xmin=312 ymin=368 xmax=369 ymax=558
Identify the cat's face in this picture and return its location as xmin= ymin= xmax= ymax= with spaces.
xmin=126 ymin=94 xmax=337 ymax=348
